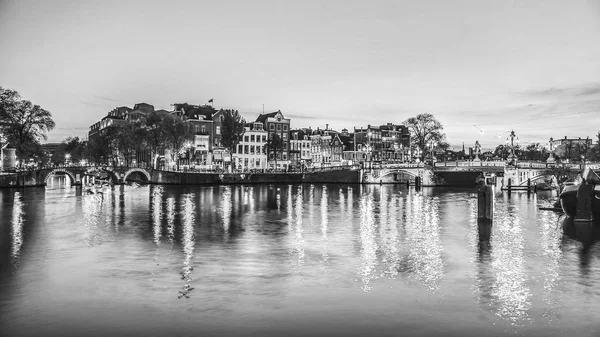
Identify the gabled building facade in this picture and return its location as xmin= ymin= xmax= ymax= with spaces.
xmin=232 ymin=122 xmax=268 ymax=170
xmin=255 ymin=110 xmax=291 ymax=170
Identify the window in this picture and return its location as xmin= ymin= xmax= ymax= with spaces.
xmin=270 ymin=124 xmax=275 ymax=130
xmin=238 ymin=145 xmax=243 ymax=153
xmin=244 ymin=136 xmax=249 ymax=142
xmin=283 ymin=125 xmax=288 ymax=131
xmin=262 ymin=135 xmax=267 ymax=142
xmin=201 ymin=125 xmax=206 ymax=134
xmin=283 ymin=143 xmax=288 ymax=150
xmin=220 ymin=116 xmax=224 ymax=122
xmin=244 ymin=158 xmax=248 ymax=168
xmin=216 ymin=126 xmax=221 ymax=135
xmin=283 ymin=153 xmax=287 ymax=160
xmin=276 ymin=124 xmax=281 ymax=131
xmin=250 ymin=135 xmax=255 ymax=142
xmin=244 ymin=145 xmax=249 ymax=154
xmin=282 ymin=133 xmax=288 ymax=140
xmin=250 ymin=146 xmax=255 ymax=154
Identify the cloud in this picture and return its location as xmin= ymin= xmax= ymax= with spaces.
xmin=521 ymin=82 xmax=600 ymax=99
xmin=94 ymin=95 xmax=125 ymax=103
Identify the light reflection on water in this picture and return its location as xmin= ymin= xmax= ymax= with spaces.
xmin=179 ymin=193 xmax=195 ymax=299
xmin=2 ymin=185 xmax=600 ymax=336
xmin=358 ymin=189 xmax=377 ymax=292
xmin=490 ymin=197 xmax=532 ymax=324
xmin=10 ymin=191 xmax=24 ymax=268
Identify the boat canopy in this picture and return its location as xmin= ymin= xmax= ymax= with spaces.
xmin=582 ymin=167 xmax=600 ymax=184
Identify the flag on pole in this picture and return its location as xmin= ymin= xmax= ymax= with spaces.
xmin=208 ymin=98 xmax=213 ymax=103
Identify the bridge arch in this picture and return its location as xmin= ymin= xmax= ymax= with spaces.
xmin=123 ymin=168 xmax=151 ymax=182
xmin=518 ymin=173 xmax=557 ymax=186
xmin=44 ymin=169 xmax=76 ymax=185
xmin=83 ymin=167 xmax=120 ymax=183
xmin=377 ymin=169 xmax=420 ymax=179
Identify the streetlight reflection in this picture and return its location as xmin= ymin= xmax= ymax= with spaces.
xmin=152 ymin=186 xmax=163 ymax=246
xmin=359 ymin=190 xmax=378 ymax=292
xmin=165 ymin=197 xmax=175 ymax=246
xmin=403 ymin=194 xmax=444 ymax=294
xmin=11 ymin=192 xmax=24 ymax=268
xmin=179 ymin=194 xmax=195 ymax=299
xmin=221 ymin=186 xmax=232 ymax=241
xmin=538 ymin=201 xmax=562 ymax=321
xmin=379 ymin=193 xmax=400 ymax=279
xmin=295 ymin=186 xmax=305 ymax=266
xmin=490 ymin=203 xmax=531 ymax=323
xmin=320 ymin=186 xmax=329 ymax=264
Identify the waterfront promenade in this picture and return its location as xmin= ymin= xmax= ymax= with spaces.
xmin=1 ymin=160 xmax=596 ymax=188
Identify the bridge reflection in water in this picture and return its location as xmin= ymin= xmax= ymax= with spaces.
xmin=1 ymin=185 xmax=600 ymax=336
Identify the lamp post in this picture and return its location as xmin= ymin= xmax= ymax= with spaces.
xmin=429 ymin=140 xmax=437 ymax=164
xmin=65 ymin=153 xmax=71 ymax=166
xmin=547 ymin=137 xmax=555 ymax=163
xmin=506 ymin=130 xmax=519 ymax=163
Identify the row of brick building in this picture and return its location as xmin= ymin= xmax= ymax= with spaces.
xmin=88 ymin=102 xmax=411 ymax=170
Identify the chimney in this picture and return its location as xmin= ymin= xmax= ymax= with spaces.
xmin=326 ymin=124 xmax=329 ymax=130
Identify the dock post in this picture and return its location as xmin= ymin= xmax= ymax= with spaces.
xmin=507 ymin=178 xmax=512 ymax=195
xmin=527 ymin=178 xmax=531 ymax=195
xmin=415 ymin=176 xmax=421 ymax=189
xmin=478 ymin=185 xmax=493 ymax=224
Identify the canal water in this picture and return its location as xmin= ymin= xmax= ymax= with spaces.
xmin=0 ymin=183 xmax=599 ymax=337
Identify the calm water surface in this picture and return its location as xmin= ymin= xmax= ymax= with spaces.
xmin=1 ymin=183 xmax=600 ymax=337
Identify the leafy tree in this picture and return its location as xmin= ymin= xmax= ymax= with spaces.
xmin=0 ymin=87 xmax=55 ymax=166
xmin=51 ymin=136 xmax=86 ymax=166
xmin=544 ymin=164 xmax=579 ymax=185
xmin=113 ymin=123 xmax=147 ymax=167
xmin=161 ymin=114 xmax=191 ymax=170
xmin=143 ymin=111 xmax=166 ymax=168
xmin=403 ymin=113 xmax=446 ymax=162
xmin=265 ymin=133 xmax=283 ymax=170
xmin=493 ymin=145 xmax=510 ymax=160
xmin=220 ymin=109 xmax=246 ymax=170
xmin=522 ymin=143 xmax=548 ymax=161
xmin=84 ymin=126 xmax=120 ymax=166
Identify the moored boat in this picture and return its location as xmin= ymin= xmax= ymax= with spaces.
xmin=559 ymin=167 xmax=600 ymax=221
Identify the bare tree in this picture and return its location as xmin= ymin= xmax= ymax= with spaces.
xmin=403 ymin=113 xmax=447 ymax=161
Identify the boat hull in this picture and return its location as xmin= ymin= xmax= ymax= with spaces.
xmin=559 ymin=184 xmax=600 ymax=219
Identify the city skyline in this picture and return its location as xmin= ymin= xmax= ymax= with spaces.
xmin=1 ymin=0 xmax=600 ymax=149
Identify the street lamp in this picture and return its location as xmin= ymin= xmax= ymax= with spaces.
xmin=65 ymin=153 xmax=71 ymax=166
xmin=547 ymin=137 xmax=555 ymax=163
xmin=430 ymin=141 xmax=437 ymax=163
xmin=506 ymin=130 xmax=519 ymax=162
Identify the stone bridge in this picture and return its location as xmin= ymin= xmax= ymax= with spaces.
xmin=362 ymin=161 xmax=599 ymax=187
xmin=16 ymin=166 xmax=153 ymax=186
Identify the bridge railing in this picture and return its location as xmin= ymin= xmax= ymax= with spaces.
xmin=433 ymin=161 xmax=506 ymax=168
xmin=377 ymin=163 xmax=425 ymax=169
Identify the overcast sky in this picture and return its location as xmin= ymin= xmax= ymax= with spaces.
xmin=1 ymin=0 xmax=600 ymax=150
